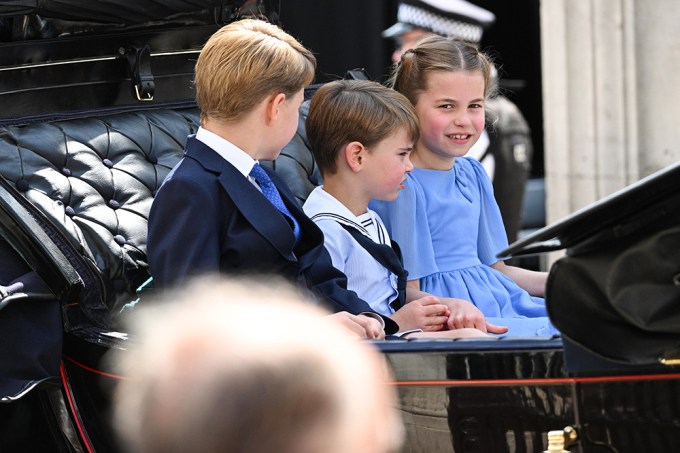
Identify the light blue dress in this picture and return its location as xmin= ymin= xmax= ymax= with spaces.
xmin=370 ymin=157 xmax=558 ymax=337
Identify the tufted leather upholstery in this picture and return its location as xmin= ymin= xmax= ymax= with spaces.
xmin=0 ymin=108 xmax=200 ymax=327
xmin=0 ymin=105 xmax=321 ymax=329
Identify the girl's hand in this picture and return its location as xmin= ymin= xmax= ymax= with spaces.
xmin=491 ymin=261 xmax=548 ymax=297
xmin=442 ymin=298 xmax=509 ymax=334
xmin=390 ymin=296 xmax=450 ymax=332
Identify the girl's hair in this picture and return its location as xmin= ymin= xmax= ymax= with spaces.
xmin=388 ymin=35 xmax=496 ymax=106
xmin=195 ymin=19 xmax=316 ymax=123
xmin=306 ymin=79 xmax=419 ymax=176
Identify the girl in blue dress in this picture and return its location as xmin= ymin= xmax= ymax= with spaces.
xmin=370 ymin=36 xmax=557 ymax=336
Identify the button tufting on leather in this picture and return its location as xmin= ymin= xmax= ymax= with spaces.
xmin=16 ymin=179 xmax=29 ymax=192
xmin=0 ymin=108 xmax=201 ymax=321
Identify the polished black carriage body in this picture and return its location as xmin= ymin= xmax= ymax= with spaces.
xmin=1 ymin=2 xmax=680 ymax=452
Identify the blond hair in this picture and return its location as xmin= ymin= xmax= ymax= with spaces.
xmin=194 ymin=19 xmax=316 ymax=123
xmin=111 ymin=275 xmax=403 ymax=453
xmin=307 ymin=79 xmax=419 ymax=176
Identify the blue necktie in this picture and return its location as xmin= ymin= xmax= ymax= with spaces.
xmin=249 ymin=163 xmax=301 ymax=242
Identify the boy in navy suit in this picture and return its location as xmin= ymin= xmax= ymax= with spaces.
xmin=147 ymin=19 xmax=392 ymax=338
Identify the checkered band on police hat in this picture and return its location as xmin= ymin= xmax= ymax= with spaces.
xmin=389 ymin=0 xmax=496 ymax=44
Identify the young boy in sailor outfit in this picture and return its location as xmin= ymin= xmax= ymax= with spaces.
xmin=303 ymin=79 xmax=507 ymax=337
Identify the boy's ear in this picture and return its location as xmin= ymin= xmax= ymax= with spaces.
xmin=264 ymin=92 xmax=287 ymax=125
xmin=344 ymin=141 xmax=365 ymax=173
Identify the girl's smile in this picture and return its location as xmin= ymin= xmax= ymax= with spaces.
xmin=447 ymin=133 xmax=474 ymax=145
xmin=412 ymin=70 xmax=486 ymax=169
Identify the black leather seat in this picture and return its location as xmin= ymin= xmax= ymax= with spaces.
xmin=0 ymin=104 xmax=321 ymax=398
xmin=0 ymin=108 xmax=200 ymax=327
xmin=0 ymin=104 xmax=322 ymax=330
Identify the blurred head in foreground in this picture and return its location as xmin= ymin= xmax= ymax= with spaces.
xmin=110 ymin=275 xmax=403 ymax=453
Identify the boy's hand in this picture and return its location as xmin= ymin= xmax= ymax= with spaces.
xmin=329 ymin=312 xmax=385 ymax=340
xmin=442 ymin=298 xmax=509 ymax=334
xmin=390 ymin=296 xmax=450 ymax=332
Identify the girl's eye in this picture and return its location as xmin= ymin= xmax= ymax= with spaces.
xmin=470 ymin=103 xmax=484 ymax=109
xmin=438 ymin=104 xmax=454 ymax=109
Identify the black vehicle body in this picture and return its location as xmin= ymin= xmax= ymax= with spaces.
xmin=1 ymin=2 xmax=679 ymax=452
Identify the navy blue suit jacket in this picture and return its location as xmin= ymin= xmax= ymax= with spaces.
xmin=148 ymin=136 xmax=397 ymax=332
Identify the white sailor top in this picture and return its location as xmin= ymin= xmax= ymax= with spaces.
xmin=303 ymin=186 xmax=405 ymax=316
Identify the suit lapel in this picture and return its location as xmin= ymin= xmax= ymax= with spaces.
xmin=268 ymin=166 xmax=326 ymax=270
xmin=185 ymin=138 xmax=297 ymax=260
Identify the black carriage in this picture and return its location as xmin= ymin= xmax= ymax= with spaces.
xmin=1 ymin=2 xmax=679 ymax=452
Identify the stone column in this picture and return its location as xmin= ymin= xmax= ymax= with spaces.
xmin=540 ymin=0 xmax=680 ymax=224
